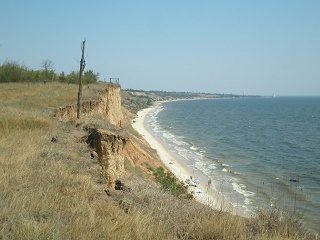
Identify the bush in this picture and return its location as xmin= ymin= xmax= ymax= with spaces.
xmin=0 ymin=60 xmax=28 ymax=82
xmin=0 ymin=60 xmax=98 ymax=84
xmin=153 ymin=167 xmax=193 ymax=199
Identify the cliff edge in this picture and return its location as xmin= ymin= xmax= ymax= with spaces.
xmin=54 ymin=83 xmax=161 ymax=190
xmin=54 ymin=83 xmax=123 ymax=127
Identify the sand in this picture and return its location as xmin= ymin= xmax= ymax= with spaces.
xmin=132 ymin=104 xmax=236 ymax=213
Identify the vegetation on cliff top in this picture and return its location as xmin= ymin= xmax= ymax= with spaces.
xmin=0 ymin=60 xmax=99 ymax=84
xmin=0 ymin=82 xmax=316 ymax=239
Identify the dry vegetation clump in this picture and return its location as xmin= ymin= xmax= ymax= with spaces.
xmin=0 ymin=82 xmax=316 ymax=239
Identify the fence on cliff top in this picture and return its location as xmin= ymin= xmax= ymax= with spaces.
xmin=109 ymin=78 xmax=119 ymax=84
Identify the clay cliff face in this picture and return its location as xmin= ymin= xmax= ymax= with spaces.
xmin=55 ymin=83 xmax=161 ymax=190
xmin=55 ymin=84 xmax=125 ymax=189
xmin=54 ymin=84 xmax=122 ymax=127
xmin=98 ymin=85 xmax=123 ymax=128
xmin=87 ymin=128 xmax=128 ymax=188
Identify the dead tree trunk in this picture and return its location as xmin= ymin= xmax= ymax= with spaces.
xmin=77 ymin=39 xmax=86 ymax=119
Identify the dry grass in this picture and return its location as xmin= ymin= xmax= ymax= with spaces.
xmin=0 ymin=82 xmax=316 ymax=239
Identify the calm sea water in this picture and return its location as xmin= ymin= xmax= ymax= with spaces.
xmin=145 ymin=97 xmax=320 ymax=233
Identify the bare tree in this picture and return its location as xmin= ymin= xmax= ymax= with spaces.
xmin=41 ymin=59 xmax=54 ymax=83
xmin=77 ymin=39 xmax=86 ymax=119
xmin=41 ymin=59 xmax=54 ymax=71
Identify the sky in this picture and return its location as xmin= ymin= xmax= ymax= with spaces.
xmin=1 ymin=0 xmax=319 ymax=96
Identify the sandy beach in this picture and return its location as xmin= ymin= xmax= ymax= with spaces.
xmin=132 ymin=104 xmax=236 ymax=214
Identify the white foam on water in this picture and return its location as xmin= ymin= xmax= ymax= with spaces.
xmin=190 ymin=145 xmax=198 ymax=151
xmin=232 ymin=182 xmax=255 ymax=205
xmin=208 ymin=163 xmax=217 ymax=170
xmin=173 ymin=138 xmax=189 ymax=146
xmin=194 ymin=160 xmax=204 ymax=169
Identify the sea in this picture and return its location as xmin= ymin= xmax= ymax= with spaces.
xmin=144 ymin=97 xmax=320 ymax=233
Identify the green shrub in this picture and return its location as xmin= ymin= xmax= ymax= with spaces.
xmin=0 ymin=60 xmax=98 ymax=83
xmin=153 ymin=167 xmax=193 ymax=199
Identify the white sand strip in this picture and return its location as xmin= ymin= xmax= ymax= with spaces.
xmin=132 ymin=105 xmax=236 ymax=213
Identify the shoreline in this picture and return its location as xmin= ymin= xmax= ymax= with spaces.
xmin=132 ymin=104 xmax=237 ymax=214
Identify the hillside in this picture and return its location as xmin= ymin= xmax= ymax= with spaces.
xmin=0 ymin=82 xmax=314 ymax=239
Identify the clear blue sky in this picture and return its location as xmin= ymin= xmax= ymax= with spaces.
xmin=1 ymin=0 xmax=319 ymax=96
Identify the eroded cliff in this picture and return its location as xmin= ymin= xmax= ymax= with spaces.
xmin=55 ymin=84 xmax=161 ymax=189
xmin=54 ymin=83 xmax=161 ymax=190
xmin=86 ymin=128 xmax=128 ymax=188
xmin=54 ymin=83 xmax=123 ymax=127
xmin=54 ymin=84 xmax=125 ymax=189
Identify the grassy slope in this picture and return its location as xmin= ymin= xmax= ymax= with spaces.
xmin=0 ymin=82 xmax=314 ymax=239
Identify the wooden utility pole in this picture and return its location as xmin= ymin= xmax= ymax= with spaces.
xmin=77 ymin=39 xmax=86 ymax=119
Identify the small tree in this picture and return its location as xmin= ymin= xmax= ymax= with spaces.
xmin=59 ymin=71 xmax=66 ymax=83
xmin=83 ymin=70 xmax=98 ymax=84
xmin=41 ymin=59 xmax=54 ymax=83
xmin=66 ymin=71 xmax=78 ymax=84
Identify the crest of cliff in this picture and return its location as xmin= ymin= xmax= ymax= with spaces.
xmin=54 ymin=83 xmax=123 ymax=127
xmin=53 ymin=83 xmax=163 ymax=190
